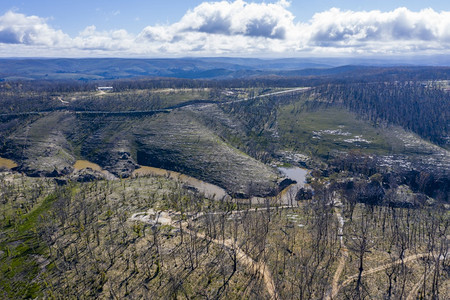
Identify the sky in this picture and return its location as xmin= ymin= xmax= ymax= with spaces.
xmin=0 ymin=0 xmax=449 ymax=57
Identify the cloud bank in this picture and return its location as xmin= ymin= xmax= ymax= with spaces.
xmin=0 ymin=1 xmax=449 ymax=57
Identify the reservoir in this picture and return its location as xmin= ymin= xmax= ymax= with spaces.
xmin=278 ymin=167 xmax=308 ymax=187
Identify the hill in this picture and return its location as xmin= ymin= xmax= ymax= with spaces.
xmin=0 ymin=67 xmax=449 ymax=299
xmin=2 ymin=57 xmax=450 ymax=80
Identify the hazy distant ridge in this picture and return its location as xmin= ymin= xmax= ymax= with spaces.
xmin=1 ymin=56 xmax=450 ymax=80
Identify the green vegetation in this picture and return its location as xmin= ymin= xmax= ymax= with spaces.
xmin=0 ymin=175 xmax=56 ymax=298
xmin=278 ymin=105 xmax=394 ymax=158
xmin=0 ymin=171 xmax=448 ymax=299
xmin=0 ymin=70 xmax=449 ymax=299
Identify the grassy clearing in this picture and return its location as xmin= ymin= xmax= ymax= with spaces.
xmin=277 ymin=103 xmax=397 ymax=158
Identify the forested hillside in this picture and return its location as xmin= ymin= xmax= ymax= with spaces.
xmin=309 ymin=82 xmax=449 ymax=147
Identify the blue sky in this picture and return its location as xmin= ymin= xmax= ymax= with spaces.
xmin=3 ymin=1 xmax=448 ymax=36
xmin=0 ymin=0 xmax=449 ymax=57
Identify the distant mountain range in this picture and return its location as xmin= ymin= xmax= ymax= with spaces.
xmin=1 ymin=56 xmax=450 ymax=80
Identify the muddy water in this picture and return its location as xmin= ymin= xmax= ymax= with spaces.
xmin=0 ymin=157 xmax=18 ymax=169
xmin=73 ymin=160 xmax=103 ymax=171
xmin=73 ymin=160 xmax=117 ymax=179
xmin=71 ymin=161 xmax=307 ymax=205
xmin=133 ymin=166 xmax=229 ymax=201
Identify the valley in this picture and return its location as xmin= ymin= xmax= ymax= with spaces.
xmin=0 ymin=64 xmax=449 ymax=299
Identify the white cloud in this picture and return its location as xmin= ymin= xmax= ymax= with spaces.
xmin=173 ymin=0 xmax=295 ymax=39
xmin=0 ymin=2 xmax=449 ymax=57
xmin=73 ymin=26 xmax=135 ymax=51
xmin=136 ymin=0 xmax=301 ymax=55
xmin=0 ymin=11 xmax=70 ymax=46
xmin=307 ymin=7 xmax=450 ymax=49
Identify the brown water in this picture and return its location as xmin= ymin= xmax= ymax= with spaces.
xmin=133 ymin=166 xmax=229 ymax=201
xmin=72 ymin=162 xmax=228 ymax=201
xmin=73 ymin=160 xmax=103 ymax=171
xmin=0 ymin=157 xmax=18 ymax=169
xmin=72 ymin=162 xmax=304 ymax=205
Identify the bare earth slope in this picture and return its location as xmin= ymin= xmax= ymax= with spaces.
xmin=1 ymin=108 xmax=279 ymax=197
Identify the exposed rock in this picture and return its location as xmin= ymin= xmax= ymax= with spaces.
xmin=69 ymin=168 xmax=115 ymax=182
xmin=91 ymin=150 xmax=138 ymax=178
xmin=20 ymin=164 xmax=73 ymax=177
xmin=384 ymin=185 xmax=433 ymax=208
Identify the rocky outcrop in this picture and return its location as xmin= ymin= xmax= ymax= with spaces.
xmin=69 ymin=168 xmax=116 ymax=182
xmin=384 ymin=185 xmax=434 ymax=208
xmin=86 ymin=149 xmax=138 ymax=178
xmin=278 ymin=178 xmax=296 ymax=192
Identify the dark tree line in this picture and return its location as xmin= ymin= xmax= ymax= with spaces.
xmin=309 ymin=81 xmax=449 ymax=146
xmin=328 ymin=151 xmax=449 ymax=204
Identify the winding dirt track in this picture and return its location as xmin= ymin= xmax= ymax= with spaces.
xmin=0 ymin=87 xmax=310 ymax=118
xmin=326 ymin=203 xmax=433 ymax=300
xmin=340 ymin=253 xmax=428 ymax=289
xmin=326 ymin=205 xmax=348 ymax=300
xmin=187 ymin=228 xmax=279 ymax=299
xmin=331 ymin=248 xmax=430 ymax=298
xmin=132 ymin=209 xmax=280 ymax=299
xmin=406 ymin=267 xmax=433 ymax=300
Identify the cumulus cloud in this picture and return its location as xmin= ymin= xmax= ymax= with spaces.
xmin=0 ymin=11 xmax=70 ymax=46
xmin=138 ymin=0 xmax=295 ymax=45
xmin=308 ymin=7 xmax=450 ymax=48
xmin=174 ymin=0 xmax=294 ymax=39
xmin=0 ymin=2 xmax=449 ymax=57
xmin=73 ymin=25 xmax=135 ymax=51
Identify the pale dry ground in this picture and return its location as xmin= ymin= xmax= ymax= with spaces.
xmin=191 ymin=229 xmax=279 ymax=300
xmin=406 ymin=267 xmax=434 ymax=300
xmin=131 ymin=208 xmax=280 ymax=299
xmin=326 ymin=204 xmax=348 ymax=300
